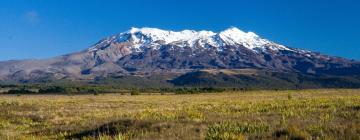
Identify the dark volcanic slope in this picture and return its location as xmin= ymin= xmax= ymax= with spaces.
xmin=170 ymin=70 xmax=360 ymax=89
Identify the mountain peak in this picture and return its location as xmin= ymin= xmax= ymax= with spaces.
xmin=221 ymin=27 xmax=246 ymax=34
xmin=90 ymin=27 xmax=291 ymax=53
xmin=218 ymin=27 xmax=281 ymax=50
xmin=128 ymin=27 xmax=172 ymax=35
xmin=125 ymin=27 xmax=216 ymax=43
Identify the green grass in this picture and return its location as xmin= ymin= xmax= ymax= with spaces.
xmin=0 ymin=89 xmax=359 ymax=139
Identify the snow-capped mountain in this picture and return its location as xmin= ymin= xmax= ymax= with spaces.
xmin=89 ymin=27 xmax=290 ymax=53
xmin=0 ymin=27 xmax=359 ymax=83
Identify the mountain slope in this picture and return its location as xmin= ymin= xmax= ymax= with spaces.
xmin=171 ymin=70 xmax=360 ymax=89
xmin=0 ymin=27 xmax=359 ymax=84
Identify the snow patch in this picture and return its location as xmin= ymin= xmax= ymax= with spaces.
xmin=90 ymin=27 xmax=293 ymax=53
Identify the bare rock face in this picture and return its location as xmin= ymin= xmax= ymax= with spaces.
xmin=0 ymin=27 xmax=359 ymax=82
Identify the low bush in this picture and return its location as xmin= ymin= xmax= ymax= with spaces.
xmin=7 ymin=88 xmax=36 ymax=94
xmin=130 ymin=90 xmax=140 ymax=96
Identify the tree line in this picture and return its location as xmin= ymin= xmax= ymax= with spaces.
xmin=1 ymin=85 xmax=252 ymax=95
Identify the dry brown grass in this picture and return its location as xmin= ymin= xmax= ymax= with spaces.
xmin=0 ymin=89 xmax=359 ymax=139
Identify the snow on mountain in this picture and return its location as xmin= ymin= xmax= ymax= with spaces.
xmin=1 ymin=26 xmax=360 ymax=83
xmin=217 ymin=27 xmax=291 ymax=51
xmin=89 ymin=27 xmax=292 ymax=53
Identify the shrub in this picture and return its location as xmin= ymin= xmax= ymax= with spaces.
xmin=39 ymin=86 xmax=67 ymax=93
xmin=130 ymin=90 xmax=140 ymax=96
xmin=206 ymin=122 xmax=270 ymax=140
xmin=174 ymin=88 xmax=200 ymax=95
xmin=273 ymin=126 xmax=310 ymax=140
xmin=288 ymin=93 xmax=293 ymax=100
xmin=7 ymin=88 xmax=35 ymax=94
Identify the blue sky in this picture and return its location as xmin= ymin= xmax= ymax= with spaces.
xmin=0 ymin=0 xmax=359 ymax=60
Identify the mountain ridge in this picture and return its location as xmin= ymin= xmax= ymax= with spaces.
xmin=0 ymin=27 xmax=359 ymax=85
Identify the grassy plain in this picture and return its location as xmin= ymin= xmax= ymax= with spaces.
xmin=0 ymin=89 xmax=359 ymax=139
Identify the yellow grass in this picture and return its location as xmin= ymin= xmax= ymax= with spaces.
xmin=0 ymin=89 xmax=359 ymax=139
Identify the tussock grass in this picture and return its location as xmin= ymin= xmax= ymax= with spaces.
xmin=0 ymin=89 xmax=359 ymax=139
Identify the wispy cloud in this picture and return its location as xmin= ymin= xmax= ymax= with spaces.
xmin=24 ymin=10 xmax=40 ymax=24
